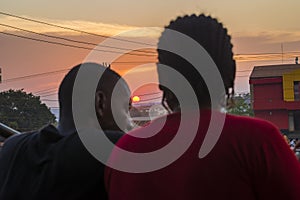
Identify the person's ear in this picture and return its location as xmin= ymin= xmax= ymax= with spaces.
xmin=163 ymin=89 xmax=179 ymax=112
xmin=95 ymin=90 xmax=106 ymax=118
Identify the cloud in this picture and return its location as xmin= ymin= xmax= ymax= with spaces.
xmin=0 ymin=15 xmax=149 ymax=37
xmin=231 ymin=30 xmax=300 ymax=63
xmin=233 ymin=30 xmax=300 ymax=44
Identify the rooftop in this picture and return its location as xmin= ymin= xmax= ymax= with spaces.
xmin=250 ymin=64 xmax=300 ymax=79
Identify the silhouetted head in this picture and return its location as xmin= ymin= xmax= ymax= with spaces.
xmin=58 ymin=62 xmax=131 ymax=135
xmin=157 ymin=14 xmax=236 ymax=112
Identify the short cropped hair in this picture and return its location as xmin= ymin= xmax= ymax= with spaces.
xmin=58 ymin=62 xmax=126 ymax=118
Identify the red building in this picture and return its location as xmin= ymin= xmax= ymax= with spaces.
xmin=249 ymin=64 xmax=300 ymax=138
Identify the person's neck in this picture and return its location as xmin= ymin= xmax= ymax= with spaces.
xmin=57 ymin=116 xmax=76 ymax=136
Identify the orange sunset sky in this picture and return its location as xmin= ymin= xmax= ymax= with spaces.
xmin=1 ymin=0 xmax=300 ymax=110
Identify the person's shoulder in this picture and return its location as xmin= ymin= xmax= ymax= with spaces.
xmin=224 ymin=113 xmax=282 ymax=141
xmin=226 ymin=114 xmax=278 ymax=130
xmin=104 ymin=130 xmax=124 ymax=144
xmin=3 ymin=124 xmax=61 ymax=148
xmin=0 ymin=131 xmax=37 ymax=156
xmin=3 ymin=131 xmax=36 ymax=146
xmin=38 ymin=124 xmax=63 ymax=143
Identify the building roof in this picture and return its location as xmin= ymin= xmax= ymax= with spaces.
xmin=250 ymin=64 xmax=300 ymax=79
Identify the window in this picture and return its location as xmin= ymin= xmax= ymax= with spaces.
xmin=294 ymin=111 xmax=300 ymax=131
xmin=289 ymin=112 xmax=295 ymax=132
xmin=294 ymin=81 xmax=300 ymax=101
xmin=289 ymin=111 xmax=300 ymax=132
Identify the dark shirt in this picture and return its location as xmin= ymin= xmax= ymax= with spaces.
xmin=0 ymin=135 xmax=5 ymax=152
xmin=0 ymin=124 xmax=123 ymax=200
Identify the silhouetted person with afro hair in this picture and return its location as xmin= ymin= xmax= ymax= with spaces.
xmin=105 ymin=14 xmax=300 ymax=200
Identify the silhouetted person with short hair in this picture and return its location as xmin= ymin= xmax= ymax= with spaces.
xmin=105 ymin=14 xmax=300 ymax=200
xmin=0 ymin=62 xmax=132 ymax=200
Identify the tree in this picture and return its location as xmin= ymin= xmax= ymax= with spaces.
xmin=227 ymin=93 xmax=254 ymax=116
xmin=0 ymin=89 xmax=56 ymax=132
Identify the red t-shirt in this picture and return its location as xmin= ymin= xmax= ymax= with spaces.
xmin=105 ymin=111 xmax=300 ymax=200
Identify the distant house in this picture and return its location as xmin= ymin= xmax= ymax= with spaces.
xmin=249 ymin=64 xmax=300 ymax=138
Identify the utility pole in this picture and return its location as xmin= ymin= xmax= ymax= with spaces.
xmin=281 ymin=43 xmax=284 ymax=64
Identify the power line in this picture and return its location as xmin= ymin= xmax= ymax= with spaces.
xmin=0 ymin=11 xmax=153 ymax=46
xmin=0 ymin=63 xmax=266 ymax=86
xmin=238 ymin=58 xmax=296 ymax=63
xmin=0 ymin=62 xmax=156 ymax=83
xmin=0 ymin=23 xmax=156 ymax=55
xmin=235 ymin=51 xmax=300 ymax=56
xmin=41 ymin=96 xmax=163 ymax=105
xmin=40 ymin=92 xmax=164 ymax=102
xmin=0 ymin=32 xmax=155 ymax=57
xmin=2 ymin=28 xmax=297 ymax=61
xmin=235 ymin=54 xmax=300 ymax=61
xmin=135 ymin=92 xmax=161 ymax=97
xmin=3 ymin=66 xmax=252 ymax=84
xmin=34 ymin=87 xmax=58 ymax=95
xmin=49 ymin=107 xmax=59 ymax=109
xmin=36 ymin=90 xmax=59 ymax=96
xmin=4 ymin=12 xmax=300 ymax=58
xmin=40 ymin=92 xmax=163 ymax=101
xmin=1 ymin=67 xmax=70 ymax=83
xmin=40 ymin=99 xmax=58 ymax=102
xmin=111 ymin=61 xmax=156 ymax=64
xmin=1 ymin=11 xmax=299 ymax=61
xmin=39 ymin=92 xmax=57 ymax=98
xmin=236 ymin=75 xmax=251 ymax=77
xmin=236 ymin=69 xmax=253 ymax=72
xmin=2 ymin=25 xmax=299 ymax=62
xmin=139 ymin=96 xmax=162 ymax=102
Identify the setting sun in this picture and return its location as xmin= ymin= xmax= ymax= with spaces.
xmin=132 ymin=95 xmax=141 ymax=102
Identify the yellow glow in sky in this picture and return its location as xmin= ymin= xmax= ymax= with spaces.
xmin=132 ymin=95 xmax=141 ymax=102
